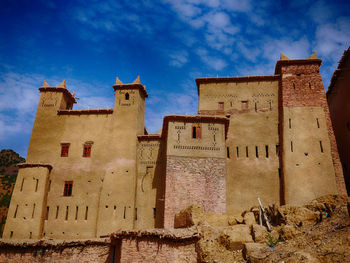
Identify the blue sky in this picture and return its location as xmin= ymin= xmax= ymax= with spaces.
xmin=0 ymin=0 xmax=349 ymax=157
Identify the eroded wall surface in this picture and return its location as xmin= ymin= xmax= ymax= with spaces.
xmin=135 ymin=137 xmax=165 ymax=229
xmin=164 ymin=119 xmax=226 ymax=228
xmin=117 ymin=238 xmax=197 ymax=263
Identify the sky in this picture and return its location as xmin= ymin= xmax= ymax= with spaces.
xmin=0 ymin=0 xmax=349 ymax=157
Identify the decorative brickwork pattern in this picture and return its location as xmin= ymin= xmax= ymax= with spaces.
xmin=279 ymin=62 xmax=347 ymax=195
xmin=164 ymin=156 xmax=226 ymax=228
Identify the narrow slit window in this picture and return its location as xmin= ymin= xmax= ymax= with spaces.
xmin=46 ymin=206 xmax=49 ymax=220
xmin=289 ymin=118 xmax=292 ymax=129
xmin=214 ymin=134 xmax=216 ymax=142
xmin=276 ymin=145 xmax=280 ymax=156
xmin=63 ymin=181 xmax=73 ymax=196
xmin=75 ymin=206 xmax=79 ymax=220
xmin=83 ymin=143 xmax=92 ymax=157
xmin=135 ymin=208 xmax=137 ymax=220
xmin=236 ymin=147 xmax=239 ymax=158
xmin=14 ymin=205 xmax=18 ymax=218
xmin=20 ymin=178 xmax=24 ymax=192
xmin=56 ymin=206 xmax=59 ymax=219
xmin=61 ymin=143 xmax=70 ymax=157
xmin=291 ymin=141 xmax=293 ymax=152
xmin=230 ymin=101 xmax=232 ymax=107
xmin=35 ymin=179 xmax=39 ymax=192
xmin=32 ymin=204 xmax=35 ymax=218
xmin=241 ymin=101 xmax=248 ymax=110
xmin=309 ymin=82 xmax=312 ymax=89
xmin=255 ymin=146 xmax=259 ymax=158
xmin=316 ymin=118 xmax=320 ymax=128
xmin=192 ymin=124 xmax=201 ymax=139
xmin=218 ymin=102 xmax=224 ymax=110
xmin=227 ymin=147 xmax=230 ymax=158
xmin=265 ymin=145 xmax=269 ymax=158
xmin=246 ymin=146 xmax=249 ymax=157
xmin=123 ymin=206 xmax=126 ymax=219
xmin=125 ymin=93 xmax=129 ymax=100
xmin=320 ymin=141 xmax=324 ymax=153
xmin=153 ymin=208 xmax=156 ymax=219
xmin=29 ymin=232 xmax=32 ymax=239
xmin=255 ymin=102 xmax=257 ymax=112
xmin=85 ymin=206 xmax=88 ymax=220
xmin=293 ymin=82 xmax=296 ymax=89
xmin=65 ymin=206 xmax=69 ymax=221
xmin=10 ymin=231 xmax=13 ymax=238
xmin=269 ymin=101 xmax=272 ymax=110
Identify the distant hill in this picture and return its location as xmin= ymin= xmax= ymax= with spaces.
xmin=0 ymin=149 xmax=25 ymax=237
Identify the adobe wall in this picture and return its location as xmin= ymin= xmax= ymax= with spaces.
xmin=5 ymin=83 xmax=150 ymax=239
xmin=116 ymin=237 xmax=197 ymax=263
xmin=135 ymin=137 xmax=165 ymax=229
xmin=327 ymin=53 xmax=350 ymax=195
xmin=0 ymin=239 xmax=112 ymax=263
xmin=198 ymin=79 xmax=281 ymax=214
xmin=278 ymin=60 xmax=345 ymax=204
xmin=3 ymin=166 xmax=50 ymax=239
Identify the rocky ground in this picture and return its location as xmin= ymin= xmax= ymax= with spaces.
xmin=175 ymin=194 xmax=350 ymax=262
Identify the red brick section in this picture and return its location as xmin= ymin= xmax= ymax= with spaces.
xmin=164 ymin=156 xmax=226 ymax=228
xmin=116 ymin=238 xmax=197 ymax=263
xmin=277 ymin=60 xmax=347 ymax=195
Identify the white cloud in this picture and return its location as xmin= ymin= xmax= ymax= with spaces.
xmin=197 ymin=48 xmax=228 ymax=70
xmin=169 ymin=50 xmax=189 ymax=67
xmin=315 ymin=18 xmax=350 ymax=62
xmin=262 ymin=37 xmax=311 ymax=60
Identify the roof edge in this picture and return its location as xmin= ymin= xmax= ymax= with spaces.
xmin=327 ymin=46 xmax=350 ymax=96
xmin=39 ymin=87 xmax=77 ymax=103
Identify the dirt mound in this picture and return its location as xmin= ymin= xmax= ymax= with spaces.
xmin=176 ymin=194 xmax=350 ymax=263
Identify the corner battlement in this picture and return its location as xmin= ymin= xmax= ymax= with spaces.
xmin=274 ymin=53 xmax=322 ymax=75
xmin=39 ymin=79 xmax=77 ymax=104
xmin=113 ymin=76 xmax=148 ymax=98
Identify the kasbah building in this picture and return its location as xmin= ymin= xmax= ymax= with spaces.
xmin=2 ymin=50 xmax=349 ymax=242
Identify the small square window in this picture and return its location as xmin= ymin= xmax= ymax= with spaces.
xmin=241 ymin=101 xmax=248 ymax=110
xmin=192 ymin=124 xmax=201 ymax=139
xmin=83 ymin=144 xmax=92 ymax=157
xmin=218 ymin=102 xmax=224 ymax=110
xmin=61 ymin=143 xmax=70 ymax=157
xmin=63 ymin=181 xmax=73 ymax=196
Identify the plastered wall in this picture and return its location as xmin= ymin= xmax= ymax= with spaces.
xmin=278 ymin=61 xmax=346 ymax=197
xmin=3 ymin=166 xmax=50 ymax=239
xmin=198 ymin=80 xmax=278 ymax=115
xmin=7 ymin=85 xmax=150 ymax=239
xmin=198 ymin=80 xmax=281 ymax=214
xmin=135 ymin=138 xmax=165 ymax=229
